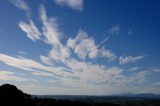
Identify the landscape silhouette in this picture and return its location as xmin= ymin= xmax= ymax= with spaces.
xmin=0 ymin=84 xmax=160 ymax=106
xmin=0 ymin=84 xmax=118 ymax=106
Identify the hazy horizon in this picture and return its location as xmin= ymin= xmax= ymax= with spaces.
xmin=0 ymin=0 xmax=160 ymax=95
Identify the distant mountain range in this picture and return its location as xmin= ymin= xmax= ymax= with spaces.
xmin=33 ymin=93 xmax=160 ymax=101
xmin=33 ymin=93 xmax=160 ymax=104
xmin=112 ymin=93 xmax=160 ymax=98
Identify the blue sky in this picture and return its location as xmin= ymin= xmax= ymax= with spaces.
xmin=0 ymin=0 xmax=160 ymax=95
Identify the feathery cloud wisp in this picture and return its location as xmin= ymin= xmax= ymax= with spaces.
xmin=40 ymin=55 xmax=53 ymax=66
xmin=39 ymin=5 xmax=62 ymax=46
xmin=109 ymin=24 xmax=121 ymax=35
xmin=0 ymin=53 xmax=70 ymax=78
xmin=54 ymin=0 xmax=84 ymax=11
xmin=18 ymin=20 xmax=41 ymax=42
xmin=67 ymin=30 xmax=116 ymax=61
xmin=119 ymin=55 xmax=145 ymax=64
xmin=10 ymin=0 xmax=30 ymax=16
xmin=67 ymin=30 xmax=98 ymax=60
xmin=0 ymin=70 xmax=26 ymax=82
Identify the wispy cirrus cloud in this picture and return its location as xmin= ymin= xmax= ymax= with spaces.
xmin=0 ymin=52 xmax=118 ymax=87
xmin=32 ymin=71 xmax=53 ymax=77
xmin=39 ymin=5 xmax=62 ymax=46
xmin=18 ymin=20 xmax=41 ymax=42
xmin=54 ymin=0 xmax=84 ymax=11
xmin=11 ymin=0 xmax=41 ymax=42
xmin=39 ymin=5 xmax=71 ymax=62
xmin=10 ymin=0 xmax=30 ymax=17
xmin=18 ymin=51 xmax=26 ymax=55
xmin=119 ymin=55 xmax=145 ymax=64
xmin=0 ymin=52 xmax=145 ymax=92
xmin=129 ymin=67 xmax=139 ymax=71
xmin=0 ymin=70 xmax=26 ymax=82
xmin=67 ymin=30 xmax=98 ymax=60
xmin=109 ymin=24 xmax=121 ymax=35
xmin=0 ymin=53 xmax=70 ymax=78
xmin=38 ymin=6 xmax=117 ymax=62
xmin=67 ymin=30 xmax=116 ymax=61
xmin=99 ymin=48 xmax=117 ymax=61
xmin=147 ymin=67 xmax=160 ymax=72
xmin=40 ymin=55 xmax=54 ymax=66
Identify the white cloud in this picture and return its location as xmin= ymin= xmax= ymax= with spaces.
xmin=10 ymin=0 xmax=30 ymax=16
xmin=39 ymin=5 xmax=61 ymax=46
xmin=0 ymin=53 xmax=144 ymax=89
xmin=99 ymin=48 xmax=117 ymax=61
xmin=67 ymin=30 xmax=98 ymax=60
xmin=18 ymin=50 xmax=26 ymax=55
xmin=67 ymin=30 xmax=116 ymax=61
xmin=40 ymin=55 xmax=53 ymax=66
xmin=49 ymin=45 xmax=71 ymax=62
xmin=0 ymin=53 xmax=70 ymax=78
xmin=148 ymin=67 xmax=160 ymax=72
xmin=109 ymin=24 xmax=120 ymax=34
xmin=39 ymin=5 xmax=71 ymax=62
xmin=32 ymin=71 xmax=53 ymax=77
xmin=129 ymin=67 xmax=139 ymax=71
xmin=39 ymin=6 xmax=117 ymax=62
xmin=119 ymin=55 xmax=145 ymax=64
xmin=65 ymin=58 xmax=147 ymax=88
xmin=0 ymin=70 xmax=26 ymax=82
xmin=18 ymin=20 xmax=41 ymax=42
xmin=54 ymin=0 xmax=83 ymax=11
xmin=12 ymin=0 xmax=41 ymax=42
xmin=0 ymin=52 xmax=148 ymax=94
xmin=130 ymin=71 xmax=147 ymax=83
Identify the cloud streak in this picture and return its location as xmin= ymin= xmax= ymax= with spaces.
xmin=119 ymin=55 xmax=145 ymax=64
xmin=109 ymin=24 xmax=120 ymax=35
xmin=54 ymin=0 xmax=84 ymax=11
xmin=10 ymin=0 xmax=30 ymax=17
xmin=67 ymin=30 xmax=98 ymax=60
xmin=39 ymin=5 xmax=61 ymax=46
xmin=0 ymin=54 xmax=70 ymax=78
xmin=0 ymin=70 xmax=26 ymax=82
xmin=18 ymin=20 xmax=41 ymax=42
xmin=67 ymin=30 xmax=116 ymax=61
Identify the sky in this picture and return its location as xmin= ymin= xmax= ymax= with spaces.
xmin=0 ymin=0 xmax=160 ymax=95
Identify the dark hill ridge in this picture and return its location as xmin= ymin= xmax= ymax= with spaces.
xmin=0 ymin=84 xmax=33 ymax=106
xmin=0 ymin=84 xmax=31 ymax=99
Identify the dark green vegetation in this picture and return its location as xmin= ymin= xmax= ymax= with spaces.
xmin=0 ymin=84 xmax=160 ymax=106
